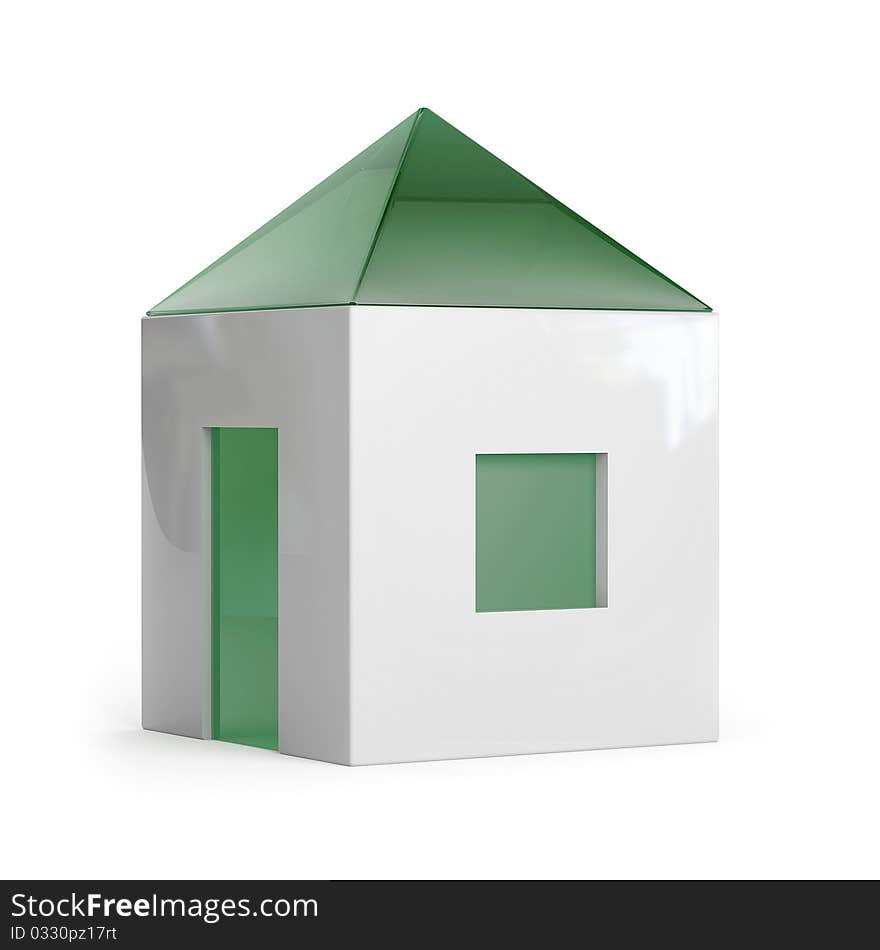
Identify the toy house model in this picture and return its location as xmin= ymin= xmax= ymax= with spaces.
xmin=143 ymin=108 xmax=717 ymax=765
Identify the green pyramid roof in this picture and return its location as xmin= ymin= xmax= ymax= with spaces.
xmin=148 ymin=108 xmax=709 ymax=316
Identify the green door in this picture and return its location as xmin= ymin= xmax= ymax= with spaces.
xmin=211 ymin=427 xmax=278 ymax=750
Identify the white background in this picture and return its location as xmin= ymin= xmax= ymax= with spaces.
xmin=2 ymin=0 xmax=878 ymax=879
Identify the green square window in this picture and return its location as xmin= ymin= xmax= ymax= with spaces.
xmin=475 ymin=453 xmax=605 ymax=612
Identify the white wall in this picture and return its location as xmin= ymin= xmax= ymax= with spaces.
xmin=142 ymin=308 xmax=352 ymax=762
xmin=350 ymin=308 xmax=718 ymax=763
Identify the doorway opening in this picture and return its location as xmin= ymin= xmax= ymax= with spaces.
xmin=211 ymin=427 xmax=278 ymax=750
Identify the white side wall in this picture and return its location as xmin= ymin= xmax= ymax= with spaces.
xmin=349 ymin=307 xmax=718 ymax=764
xmin=142 ymin=307 xmax=351 ymax=762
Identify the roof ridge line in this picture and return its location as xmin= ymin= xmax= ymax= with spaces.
xmin=350 ymin=107 xmax=424 ymax=303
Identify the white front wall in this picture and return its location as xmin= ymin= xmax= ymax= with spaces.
xmin=349 ymin=307 xmax=718 ymax=764
xmin=142 ymin=308 xmax=351 ymax=762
